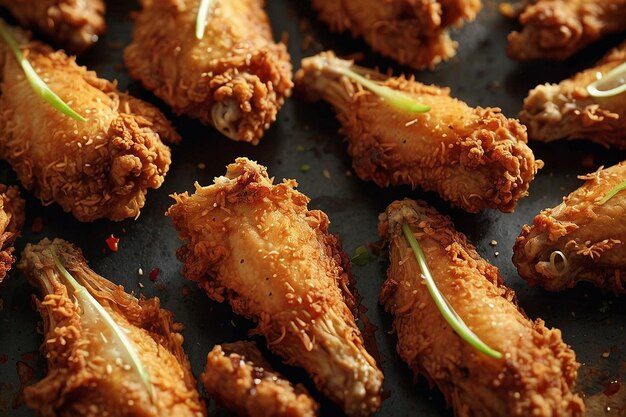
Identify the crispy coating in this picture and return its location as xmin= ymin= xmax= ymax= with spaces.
xmin=167 ymin=158 xmax=383 ymax=417
xmin=18 ymin=238 xmax=206 ymax=417
xmin=507 ymin=0 xmax=626 ymax=61
xmin=295 ymin=52 xmax=542 ymax=213
xmin=520 ymin=40 xmax=626 ymax=147
xmin=0 ymin=31 xmax=178 ymax=222
xmin=0 ymin=0 xmax=105 ymax=54
xmin=0 ymin=185 xmax=24 ymax=283
xmin=379 ymin=199 xmax=584 ymax=417
xmin=202 ymin=341 xmax=319 ymax=417
xmin=310 ymin=0 xmax=481 ymax=70
xmin=124 ymin=0 xmax=293 ymax=145
xmin=514 ymin=163 xmax=626 ymax=293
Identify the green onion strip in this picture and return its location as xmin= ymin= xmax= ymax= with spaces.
xmin=338 ymin=68 xmax=431 ymax=114
xmin=195 ymin=0 xmax=218 ymax=39
xmin=0 ymin=20 xmax=85 ymax=121
xmin=52 ymin=252 xmax=155 ymax=401
xmin=587 ymin=61 xmax=626 ymax=98
xmin=599 ymin=180 xmax=626 ymax=205
xmin=402 ymin=222 xmax=502 ymax=359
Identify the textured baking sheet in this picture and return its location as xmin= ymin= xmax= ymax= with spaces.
xmin=1 ymin=1 xmax=625 ymax=416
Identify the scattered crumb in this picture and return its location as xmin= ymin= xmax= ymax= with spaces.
xmin=30 ymin=217 xmax=43 ymax=234
xmin=494 ymin=251 xmax=500 ymax=256
xmin=138 ymin=282 xmax=144 ymax=288
xmin=322 ymin=168 xmax=331 ymax=180
xmin=149 ymin=267 xmax=160 ymax=282
xmin=490 ymin=240 xmax=498 ymax=246
xmin=345 ymin=170 xmax=352 ymax=177
xmin=181 ymin=285 xmax=191 ymax=297
xmin=138 ymin=267 xmax=143 ymax=276
xmin=230 ymin=320 xmax=236 ymax=327
xmin=602 ymin=351 xmax=610 ymax=358
xmin=197 ymin=162 xmax=206 ymax=170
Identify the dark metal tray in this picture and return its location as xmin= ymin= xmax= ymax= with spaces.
xmin=1 ymin=1 xmax=625 ymax=416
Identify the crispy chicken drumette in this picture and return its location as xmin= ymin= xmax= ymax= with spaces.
xmin=0 ymin=29 xmax=178 ymax=222
xmin=0 ymin=185 xmax=24 ymax=284
xmin=514 ymin=162 xmax=626 ymax=293
xmin=296 ymin=51 xmax=542 ymax=213
xmin=380 ymin=199 xmax=584 ymax=417
xmin=124 ymin=0 xmax=293 ymax=145
xmin=520 ymin=40 xmax=626 ymax=147
xmin=18 ymin=238 xmax=206 ymax=417
xmin=0 ymin=0 xmax=105 ymax=54
xmin=310 ymin=0 xmax=481 ymax=70
xmin=202 ymin=341 xmax=319 ymax=417
xmin=167 ymin=158 xmax=383 ymax=417
xmin=507 ymin=0 xmax=626 ymax=61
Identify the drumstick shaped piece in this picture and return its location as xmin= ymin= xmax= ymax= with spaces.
xmin=379 ymin=199 xmax=584 ymax=417
xmin=167 ymin=158 xmax=384 ymax=417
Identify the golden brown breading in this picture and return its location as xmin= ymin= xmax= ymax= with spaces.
xmin=520 ymin=40 xmax=626 ymax=147
xmin=0 ymin=29 xmax=178 ymax=222
xmin=311 ymin=0 xmax=481 ymax=70
xmin=0 ymin=185 xmax=24 ymax=283
xmin=202 ymin=341 xmax=319 ymax=417
xmin=514 ymin=163 xmax=626 ymax=293
xmin=507 ymin=0 xmax=626 ymax=61
xmin=124 ymin=0 xmax=293 ymax=145
xmin=379 ymin=199 xmax=584 ymax=417
xmin=0 ymin=0 xmax=105 ymax=54
xmin=295 ymin=51 xmax=542 ymax=213
xmin=167 ymin=158 xmax=383 ymax=417
xmin=18 ymin=238 xmax=206 ymax=417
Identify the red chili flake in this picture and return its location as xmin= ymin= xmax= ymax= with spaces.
xmin=30 ymin=216 xmax=43 ymax=234
xmin=149 ymin=267 xmax=160 ymax=281
xmin=105 ymin=234 xmax=119 ymax=252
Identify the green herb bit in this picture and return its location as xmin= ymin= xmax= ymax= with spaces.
xmin=300 ymin=164 xmax=311 ymax=173
xmin=52 ymin=252 xmax=155 ymax=401
xmin=195 ymin=0 xmax=218 ymax=40
xmin=351 ymin=245 xmax=370 ymax=266
xmin=587 ymin=61 xmax=626 ymax=98
xmin=0 ymin=20 xmax=85 ymax=122
xmin=599 ymin=180 xmax=626 ymax=205
xmin=401 ymin=222 xmax=502 ymax=359
xmin=338 ymin=67 xmax=431 ymax=114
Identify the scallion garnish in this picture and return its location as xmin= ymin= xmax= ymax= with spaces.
xmin=195 ymin=0 xmax=218 ymax=40
xmin=52 ymin=252 xmax=155 ymax=401
xmin=0 ymin=20 xmax=86 ymax=122
xmin=338 ymin=68 xmax=431 ymax=114
xmin=402 ymin=222 xmax=502 ymax=359
xmin=587 ymin=62 xmax=626 ymax=98
xmin=599 ymin=180 xmax=626 ymax=205
xmin=351 ymin=245 xmax=370 ymax=266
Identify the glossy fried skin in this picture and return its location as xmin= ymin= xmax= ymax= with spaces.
xmin=18 ymin=238 xmax=206 ymax=417
xmin=0 ymin=185 xmax=24 ymax=283
xmin=0 ymin=0 xmax=105 ymax=54
xmin=167 ymin=158 xmax=383 ymax=417
xmin=0 ymin=32 xmax=178 ymax=222
xmin=295 ymin=52 xmax=542 ymax=213
xmin=202 ymin=341 xmax=319 ymax=417
xmin=124 ymin=0 xmax=293 ymax=145
xmin=514 ymin=163 xmax=626 ymax=293
xmin=379 ymin=199 xmax=584 ymax=417
xmin=520 ymin=40 xmax=626 ymax=147
xmin=507 ymin=0 xmax=626 ymax=61
xmin=311 ymin=0 xmax=481 ymax=70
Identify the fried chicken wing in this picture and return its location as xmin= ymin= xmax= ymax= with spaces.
xmin=520 ymin=40 xmax=626 ymax=147
xmin=507 ymin=0 xmax=626 ymax=61
xmin=514 ymin=163 xmax=626 ymax=293
xmin=167 ymin=158 xmax=383 ymax=417
xmin=310 ymin=0 xmax=481 ymax=70
xmin=0 ymin=0 xmax=105 ymax=54
xmin=379 ymin=199 xmax=584 ymax=417
xmin=0 ymin=29 xmax=178 ymax=222
xmin=202 ymin=341 xmax=319 ymax=417
xmin=124 ymin=0 xmax=293 ymax=145
xmin=18 ymin=238 xmax=206 ymax=417
xmin=0 ymin=185 xmax=24 ymax=284
xmin=295 ymin=52 xmax=542 ymax=213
